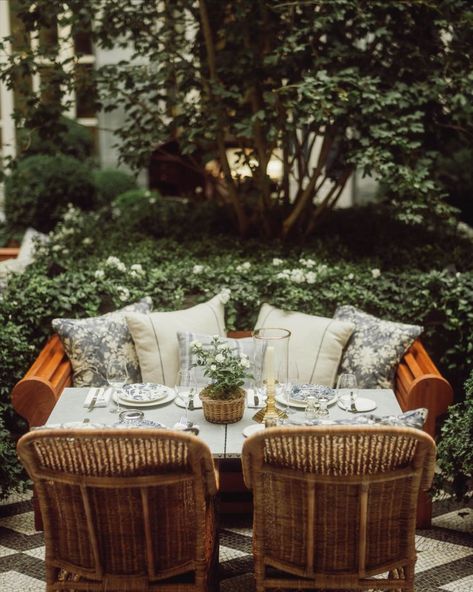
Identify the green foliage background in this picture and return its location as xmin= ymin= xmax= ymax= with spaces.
xmin=2 ymin=0 xmax=473 ymax=236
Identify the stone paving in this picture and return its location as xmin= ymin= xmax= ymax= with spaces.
xmin=0 ymin=491 xmax=471 ymax=591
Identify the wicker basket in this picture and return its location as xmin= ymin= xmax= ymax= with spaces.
xmin=200 ymin=389 xmax=246 ymax=424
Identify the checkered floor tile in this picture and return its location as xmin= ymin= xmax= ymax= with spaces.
xmin=0 ymin=491 xmax=471 ymax=591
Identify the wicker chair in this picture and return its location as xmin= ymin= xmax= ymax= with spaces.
xmin=242 ymin=425 xmax=436 ymax=592
xmin=17 ymin=428 xmax=219 ymax=592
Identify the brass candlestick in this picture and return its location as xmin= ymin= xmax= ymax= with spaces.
xmin=252 ymin=380 xmax=287 ymax=424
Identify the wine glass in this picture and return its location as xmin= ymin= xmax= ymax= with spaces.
xmin=284 ymin=360 xmax=299 ymax=416
xmin=175 ymin=369 xmax=197 ymax=425
xmin=107 ymin=359 xmax=129 ymax=414
xmin=336 ymin=373 xmax=358 ymax=412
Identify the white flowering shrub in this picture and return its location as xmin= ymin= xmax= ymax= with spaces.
xmin=191 ymin=336 xmax=252 ymax=398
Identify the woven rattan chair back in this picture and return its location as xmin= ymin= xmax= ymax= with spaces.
xmin=242 ymin=425 xmax=436 ymax=592
xmin=17 ymin=428 xmax=218 ymax=592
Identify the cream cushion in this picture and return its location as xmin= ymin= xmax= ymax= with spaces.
xmin=255 ymin=303 xmax=355 ymax=386
xmin=126 ymin=294 xmax=226 ymax=386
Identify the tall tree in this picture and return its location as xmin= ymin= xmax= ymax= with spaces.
xmin=2 ymin=0 xmax=473 ymax=237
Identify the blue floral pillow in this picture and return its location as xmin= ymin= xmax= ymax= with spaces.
xmin=334 ymin=305 xmax=422 ymax=389
xmin=52 ymin=298 xmax=152 ymax=387
xmin=288 ymin=408 xmax=428 ymax=430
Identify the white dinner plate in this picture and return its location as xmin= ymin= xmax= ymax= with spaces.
xmin=242 ymin=424 xmax=265 ymax=438
xmin=119 ymin=383 xmax=171 ymax=403
xmin=113 ymin=390 xmax=175 ymax=407
xmin=275 ymin=391 xmax=338 ymax=409
xmin=174 ymin=394 xmax=203 ymax=409
xmin=337 ymin=397 xmax=377 ymax=413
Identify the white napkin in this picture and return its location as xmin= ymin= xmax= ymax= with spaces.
xmin=83 ymin=387 xmax=112 ymax=408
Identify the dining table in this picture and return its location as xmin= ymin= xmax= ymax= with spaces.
xmin=45 ymin=387 xmax=402 ymax=459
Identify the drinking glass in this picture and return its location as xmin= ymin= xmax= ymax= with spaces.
xmin=284 ymin=361 xmax=299 ymax=415
xmin=175 ymin=369 xmax=197 ymax=424
xmin=336 ymin=373 xmax=358 ymax=412
xmin=107 ymin=359 xmax=129 ymax=414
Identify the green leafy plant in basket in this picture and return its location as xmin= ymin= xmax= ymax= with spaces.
xmin=192 ymin=336 xmax=252 ymax=400
xmin=191 ymin=336 xmax=253 ymax=424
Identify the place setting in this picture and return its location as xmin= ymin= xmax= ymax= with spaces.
xmin=335 ymin=373 xmax=377 ymax=413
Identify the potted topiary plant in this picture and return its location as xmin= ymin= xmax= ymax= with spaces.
xmin=191 ymin=336 xmax=252 ymax=424
xmin=435 ymin=370 xmax=473 ymax=504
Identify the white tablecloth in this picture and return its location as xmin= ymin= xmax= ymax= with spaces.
xmin=46 ymin=388 xmax=402 ymax=459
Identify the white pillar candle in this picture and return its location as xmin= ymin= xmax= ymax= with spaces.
xmin=266 ymin=346 xmax=275 ymax=386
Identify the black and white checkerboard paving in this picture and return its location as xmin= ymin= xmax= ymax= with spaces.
xmin=0 ymin=491 xmax=471 ymax=591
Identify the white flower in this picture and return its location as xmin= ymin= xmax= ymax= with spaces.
xmin=106 ymin=256 xmax=126 ymax=272
xmin=191 ymin=340 xmax=202 ymax=349
xmin=300 ymin=257 xmax=315 ymax=268
xmin=193 ymin=264 xmax=204 ymax=274
xmin=94 ymin=269 xmax=105 ymax=280
xmin=236 ymin=261 xmax=251 ymax=272
xmin=272 ymin=258 xmax=283 ymax=266
xmin=371 ymin=268 xmax=381 ymax=279
xmin=348 ymin=273 xmax=354 ymax=280
xmin=149 ymin=197 xmax=157 ymax=204
xmin=52 ymin=244 xmax=61 ymax=252
xmin=210 ymin=364 xmax=217 ymax=371
xmin=117 ymin=286 xmax=130 ymax=302
xmin=219 ymin=288 xmax=231 ymax=303
xmin=240 ymin=357 xmax=250 ymax=368
xmin=290 ymin=269 xmax=305 ymax=284
xmin=305 ymin=271 xmax=317 ymax=284
xmin=215 ymin=353 xmax=225 ymax=363
xmin=276 ymin=269 xmax=291 ymax=280
xmin=130 ymin=263 xmax=144 ymax=274
xmin=218 ymin=342 xmax=230 ymax=350
xmin=82 ymin=237 xmax=93 ymax=246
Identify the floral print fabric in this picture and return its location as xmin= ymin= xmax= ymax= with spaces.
xmin=334 ymin=305 xmax=422 ymax=389
xmin=52 ymin=298 xmax=152 ymax=387
xmin=289 ymin=408 xmax=427 ymax=430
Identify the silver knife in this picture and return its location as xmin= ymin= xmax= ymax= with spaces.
xmin=350 ymin=391 xmax=357 ymax=412
xmin=87 ymin=388 xmax=99 ymax=412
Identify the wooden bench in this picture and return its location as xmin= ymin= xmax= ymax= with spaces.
xmin=11 ymin=330 xmax=453 ymax=529
xmin=0 ymin=247 xmax=20 ymax=262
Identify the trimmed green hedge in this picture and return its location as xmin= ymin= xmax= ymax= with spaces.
xmin=5 ymin=155 xmax=96 ymax=233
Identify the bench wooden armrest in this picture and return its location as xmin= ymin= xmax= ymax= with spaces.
xmin=11 ymin=334 xmax=72 ymax=427
xmin=395 ymin=340 xmax=453 ymax=439
xmin=0 ymin=247 xmax=20 ymax=262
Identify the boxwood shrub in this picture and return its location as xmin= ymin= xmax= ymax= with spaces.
xmin=4 ymin=155 xmax=96 ymax=233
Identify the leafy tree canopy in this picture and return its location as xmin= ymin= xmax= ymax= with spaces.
xmin=1 ymin=0 xmax=473 ymax=237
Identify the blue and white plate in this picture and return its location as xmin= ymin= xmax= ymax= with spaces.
xmin=114 ymin=389 xmax=175 ymax=407
xmin=276 ymin=384 xmax=336 ymax=408
xmin=119 ymin=383 xmax=172 ymax=404
xmin=113 ymin=418 xmax=167 ymax=428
